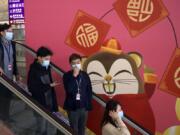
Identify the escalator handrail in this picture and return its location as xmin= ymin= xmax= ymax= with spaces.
xmin=14 ymin=41 xmax=153 ymax=135
xmin=0 ymin=74 xmax=76 ymax=135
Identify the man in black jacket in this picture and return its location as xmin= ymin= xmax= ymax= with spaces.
xmin=27 ymin=46 xmax=59 ymax=135
xmin=63 ymin=53 xmax=93 ymax=135
xmin=0 ymin=23 xmax=19 ymax=121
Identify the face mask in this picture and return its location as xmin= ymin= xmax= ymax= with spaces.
xmin=72 ymin=64 xmax=81 ymax=70
xmin=118 ymin=111 xmax=124 ymax=119
xmin=5 ymin=32 xmax=13 ymax=41
xmin=42 ymin=60 xmax=50 ymax=69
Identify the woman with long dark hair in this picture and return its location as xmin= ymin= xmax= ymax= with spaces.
xmin=101 ymin=100 xmax=130 ymax=135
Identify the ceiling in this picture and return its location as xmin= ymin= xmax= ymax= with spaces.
xmin=0 ymin=0 xmax=8 ymax=21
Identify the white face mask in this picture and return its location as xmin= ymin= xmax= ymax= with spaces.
xmin=5 ymin=32 xmax=13 ymax=41
xmin=42 ymin=60 xmax=50 ymax=69
xmin=118 ymin=111 xmax=124 ymax=119
xmin=72 ymin=63 xmax=81 ymax=70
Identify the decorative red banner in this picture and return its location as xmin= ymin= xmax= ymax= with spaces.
xmin=113 ymin=0 xmax=168 ymax=37
xmin=65 ymin=10 xmax=110 ymax=56
xmin=159 ymin=48 xmax=180 ymax=97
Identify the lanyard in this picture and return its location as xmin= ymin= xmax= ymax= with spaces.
xmin=76 ymin=78 xmax=81 ymax=93
xmin=4 ymin=44 xmax=11 ymax=62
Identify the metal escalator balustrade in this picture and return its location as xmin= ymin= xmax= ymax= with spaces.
xmin=0 ymin=73 xmax=76 ymax=135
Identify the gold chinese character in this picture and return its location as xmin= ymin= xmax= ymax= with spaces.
xmin=127 ymin=0 xmax=154 ymax=22
xmin=76 ymin=23 xmax=98 ymax=48
xmin=174 ymin=67 xmax=180 ymax=89
xmin=127 ymin=0 xmax=142 ymax=9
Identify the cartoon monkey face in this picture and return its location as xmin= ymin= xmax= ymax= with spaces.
xmin=83 ymin=52 xmax=144 ymax=98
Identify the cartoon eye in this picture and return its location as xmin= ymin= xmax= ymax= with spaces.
xmin=87 ymin=60 xmax=107 ymax=85
xmin=89 ymin=72 xmax=103 ymax=77
xmin=114 ymin=70 xmax=132 ymax=77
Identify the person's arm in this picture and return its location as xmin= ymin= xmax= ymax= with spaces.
xmin=116 ymin=118 xmax=131 ymax=135
xmin=48 ymin=67 xmax=60 ymax=87
xmin=109 ymin=111 xmax=131 ymax=135
xmin=12 ymin=41 xmax=18 ymax=76
xmin=11 ymin=41 xmax=22 ymax=81
xmin=63 ymin=73 xmax=74 ymax=95
xmin=116 ymin=117 xmax=127 ymax=128
xmin=48 ymin=68 xmax=59 ymax=112
xmin=86 ymin=73 xmax=93 ymax=110
xmin=27 ymin=65 xmax=51 ymax=93
xmin=0 ymin=42 xmax=4 ymax=76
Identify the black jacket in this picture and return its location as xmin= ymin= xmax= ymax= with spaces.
xmin=63 ymin=70 xmax=93 ymax=111
xmin=27 ymin=60 xmax=58 ymax=112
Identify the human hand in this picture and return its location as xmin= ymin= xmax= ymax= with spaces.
xmin=0 ymin=67 xmax=4 ymax=76
xmin=50 ymin=81 xmax=60 ymax=87
xmin=109 ymin=111 xmax=119 ymax=120
xmin=16 ymin=75 xmax=22 ymax=81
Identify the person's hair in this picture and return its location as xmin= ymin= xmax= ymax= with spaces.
xmin=69 ymin=53 xmax=81 ymax=63
xmin=3 ymin=23 xmax=11 ymax=30
xmin=0 ymin=23 xmax=11 ymax=33
xmin=37 ymin=46 xmax=53 ymax=57
xmin=0 ymin=24 xmax=6 ymax=37
xmin=101 ymin=99 xmax=120 ymax=128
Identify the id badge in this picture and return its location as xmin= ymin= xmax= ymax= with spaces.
xmin=8 ymin=64 xmax=12 ymax=71
xmin=76 ymin=93 xmax=80 ymax=100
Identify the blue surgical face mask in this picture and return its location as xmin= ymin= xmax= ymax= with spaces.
xmin=5 ymin=32 xmax=13 ymax=41
xmin=42 ymin=60 xmax=50 ymax=69
xmin=118 ymin=111 xmax=124 ymax=119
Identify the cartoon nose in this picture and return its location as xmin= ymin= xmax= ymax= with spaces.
xmin=104 ymin=74 xmax=112 ymax=82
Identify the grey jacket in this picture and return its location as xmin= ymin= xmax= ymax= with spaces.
xmin=0 ymin=36 xmax=18 ymax=76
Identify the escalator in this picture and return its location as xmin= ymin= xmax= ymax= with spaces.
xmin=0 ymin=41 xmax=153 ymax=135
xmin=0 ymin=74 xmax=75 ymax=135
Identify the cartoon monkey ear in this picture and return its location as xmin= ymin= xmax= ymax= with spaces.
xmin=128 ymin=52 xmax=143 ymax=68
